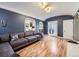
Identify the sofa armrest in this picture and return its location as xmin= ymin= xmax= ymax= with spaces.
xmin=33 ymin=31 xmax=43 ymax=38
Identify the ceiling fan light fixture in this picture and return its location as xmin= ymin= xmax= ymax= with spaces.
xmin=39 ymin=2 xmax=48 ymax=9
xmin=39 ymin=2 xmax=52 ymax=13
xmin=44 ymin=6 xmax=52 ymax=13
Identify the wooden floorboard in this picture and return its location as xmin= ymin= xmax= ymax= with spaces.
xmin=16 ymin=35 xmax=67 ymax=57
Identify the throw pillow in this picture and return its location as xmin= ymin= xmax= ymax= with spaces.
xmin=11 ymin=34 xmax=18 ymax=41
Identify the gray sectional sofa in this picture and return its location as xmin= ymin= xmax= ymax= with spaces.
xmin=0 ymin=31 xmax=43 ymax=57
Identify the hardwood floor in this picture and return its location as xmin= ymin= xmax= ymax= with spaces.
xmin=16 ymin=35 xmax=67 ymax=57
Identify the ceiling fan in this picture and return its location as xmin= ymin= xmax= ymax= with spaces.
xmin=39 ymin=2 xmax=52 ymax=13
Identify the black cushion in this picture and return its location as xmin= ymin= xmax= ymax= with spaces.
xmin=0 ymin=42 xmax=15 ymax=57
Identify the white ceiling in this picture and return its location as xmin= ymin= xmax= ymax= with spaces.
xmin=0 ymin=2 xmax=79 ymax=21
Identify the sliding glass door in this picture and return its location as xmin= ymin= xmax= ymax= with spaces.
xmin=48 ymin=21 xmax=58 ymax=36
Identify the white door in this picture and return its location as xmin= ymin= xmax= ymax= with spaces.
xmin=63 ymin=20 xmax=73 ymax=40
xmin=48 ymin=21 xmax=58 ymax=36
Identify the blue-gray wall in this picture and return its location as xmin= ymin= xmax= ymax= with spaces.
xmin=0 ymin=8 xmax=26 ymax=34
xmin=44 ymin=15 xmax=74 ymax=36
xmin=35 ymin=19 xmax=44 ymax=32
xmin=0 ymin=8 xmax=43 ymax=35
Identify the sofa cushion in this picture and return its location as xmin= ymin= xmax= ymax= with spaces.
xmin=33 ymin=31 xmax=43 ymax=38
xmin=0 ymin=34 xmax=11 ymax=43
xmin=35 ymin=35 xmax=41 ymax=39
xmin=25 ymin=36 xmax=37 ymax=42
xmin=18 ymin=32 xmax=25 ymax=38
xmin=10 ymin=38 xmax=29 ymax=50
xmin=24 ymin=31 xmax=33 ymax=37
xmin=0 ymin=42 xmax=15 ymax=57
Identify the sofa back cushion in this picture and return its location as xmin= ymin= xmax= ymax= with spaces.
xmin=18 ymin=32 xmax=25 ymax=38
xmin=33 ymin=31 xmax=39 ymax=35
xmin=24 ymin=31 xmax=34 ymax=37
xmin=0 ymin=34 xmax=11 ymax=43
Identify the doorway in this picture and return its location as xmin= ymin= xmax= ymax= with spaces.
xmin=48 ymin=21 xmax=58 ymax=36
xmin=63 ymin=20 xmax=73 ymax=40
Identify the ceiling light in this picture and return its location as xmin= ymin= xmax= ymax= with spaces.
xmin=39 ymin=2 xmax=48 ymax=9
xmin=44 ymin=6 xmax=52 ymax=13
xmin=39 ymin=2 xmax=52 ymax=13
